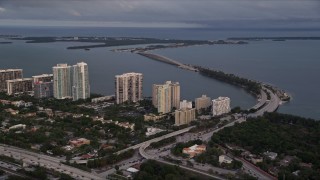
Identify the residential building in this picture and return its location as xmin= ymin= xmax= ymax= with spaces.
xmin=116 ymin=122 xmax=135 ymax=131
xmin=5 ymin=108 xmax=19 ymax=115
xmin=53 ymin=64 xmax=73 ymax=99
xmin=219 ymin=155 xmax=233 ymax=164
xmin=195 ymin=95 xmax=211 ymax=111
xmin=144 ymin=113 xmax=166 ymax=121
xmin=32 ymin=74 xmax=53 ymax=83
xmin=180 ymin=100 xmax=192 ymax=109
xmin=91 ymin=95 xmax=115 ymax=103
xmin=7 ymin=78 xmax=33 ymax=95
xmin=251 ymin=156 xmax=264 ymax=164
xmin=175 ymin=108 xmax=196 ymax=126
xmin=32 ymin=74 xmax=54 ymax=99
xmin=69 ymin=138 xmax=91 ymax=147
xmin=53 ymin=62 xmax=90 ymax=100
xmin=10 ymin=101 xmax=32 ymax=108
xmin=72 ymin=62 xmax=90 ymax=101
xmin=152 ymin=81 xmax=180 ymax=113
xmin=212 ymin=97 xmax=231 ymax=116
xmin=264 ymin=151 xmax=278 ymax=160
xmin=34 ymin=81 xmax=53 ymax=98
xmin=0 ymin=69 xmax=23 ymax=92
xmin=115 ymin=72 xmax=143 ymax=104
xmin=182 ymin=144 xmax=206 ymax=158
xmin=145 ymin=127 xmax=164 ymax=136
xmin=9 ymin=124 xmax=26 ymax=130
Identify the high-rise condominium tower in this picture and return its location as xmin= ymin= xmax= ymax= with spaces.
xmin=72 ymin=62 xmax=90 ymax=101
xmin=152 ymin=81 xmax=180 ymax=114
xmin=53 ymin=62 xmax=90 ymax=100
xmin=53 ymin=64 xmax=72 ymax=99
xmin=115 ymin=72 xmax=143 ymax=104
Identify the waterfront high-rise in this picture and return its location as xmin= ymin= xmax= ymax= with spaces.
xmin=0 ymin=69 xmax=23 ymax=92
xmin=33 ymin=74 xmax=54 ymax=99
xmin=212 ymin=97 xmax=231 ymax=116
xmin=115 ymin=72 xmax=143 ymax=104
xmin=175 ymin=108 xmax=196 ymax=126
xmin=7 ymin=78 xmax=33 ymax=95
xmin=154 ymin=83 xmax=172 ymax=113
xmin=195 ymin=95 xmax=211 ymax=112
xmin=53 ymin=64 xmax=72 ymax=99
xmin=53 ymin=63 xmax=90 ymax=100
xmin=72 ymin=62 xmax=90 ymax=101
xmin=152 ymin=81 xmax=180 ymax=114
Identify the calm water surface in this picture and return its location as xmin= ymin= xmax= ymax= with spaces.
xmin=1 ymin=26 xmax=319 ymax=119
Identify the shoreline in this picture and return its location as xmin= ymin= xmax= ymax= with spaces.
xmin=130 ymin=50 xmax=290 ymax=113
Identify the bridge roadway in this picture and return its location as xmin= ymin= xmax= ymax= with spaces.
xmin=251 ymin=90 xmax=267 ymax=110
xmin=249 ymin=87 xmax=280 ymax=117
xmin=0 ymin=144 xmax=103 ymax=180
xmin=138 ymin=52 xmax=198 ymax=71
xmin=116 ymin=126 xmax=195 ymax=155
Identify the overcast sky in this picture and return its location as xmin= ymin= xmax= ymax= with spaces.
xmin=0 ymin=0 xmax=319 ymax=28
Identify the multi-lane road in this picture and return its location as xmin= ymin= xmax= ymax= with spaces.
xmin=249 ymin=87 xmax=280 ymax=117
xmin=0 ymin=144 xmax=103 ymax=180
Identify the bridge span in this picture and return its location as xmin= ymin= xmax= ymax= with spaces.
xmin=137 ymin=52 xmax=198 ymax=72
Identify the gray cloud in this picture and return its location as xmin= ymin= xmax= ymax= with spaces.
xmin=0 ymin=0 xmax=319 ymax=28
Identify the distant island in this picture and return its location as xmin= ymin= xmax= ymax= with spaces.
xmin=228 ymin=36 xmax=320 ymax=41
xmin=3 ymin=35 xmax=246 ymax=50
xmin=0 ymin=42 xmax=12 ymax=44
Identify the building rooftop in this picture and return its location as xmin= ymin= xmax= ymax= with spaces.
xmin=6 ymin=78 xmax=33 ymax=82
xmin=0 ymin=69 xmax=22 ymax=72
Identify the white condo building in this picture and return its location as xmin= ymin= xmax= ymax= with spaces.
xmin=152 ymin=81 xmax=180 ymax=114
xmin=53 ymin=64 xmax=73 ymax=99
xmin=53 ymin=62 xmax=90 ymax=100
xmin=212 ymin=97 xmax=231 ymax=116
xmin=115 ymin=72 xmax=143 ymax=104
xmin=72 ymin=62 xmax=90 ymax=101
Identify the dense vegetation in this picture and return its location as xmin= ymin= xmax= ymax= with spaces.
xmin=196 ymin=66 xmax=261 ymax=95
xmin=87 ymin=149 xmax=134 ymax=168
xmin=134 ymin=160 xmax=203 ymax=180
xmin=211 ymin=112 xmax=320 ymax=178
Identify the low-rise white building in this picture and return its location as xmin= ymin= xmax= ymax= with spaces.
xmin=9 ymin=124 xmax=26 ymax=130
xmin=212 ymin=97 xmax=231 ymax=116
xmin=145 ymin=127 xmax=164 ymax=136
xmin=144 ymin=113 xmax=166 ymax=121
xmin=264 ymin=151 xmax=278 ymax=160
xmin=91 ymin=95 xmax=115 ymax=103
xmin=219 ymin=155 xmax=233 ymax=164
